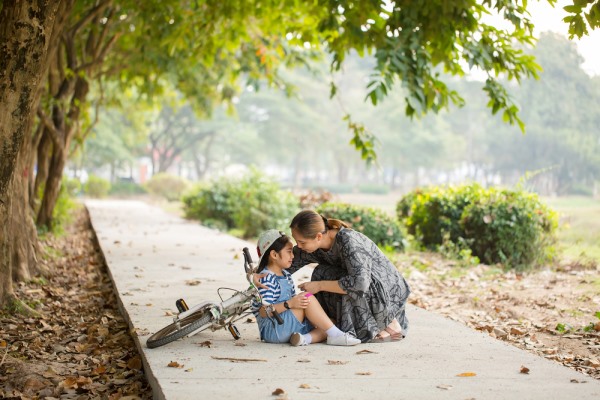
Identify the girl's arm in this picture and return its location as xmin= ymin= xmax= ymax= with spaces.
xmin=260 ymin=293 xmax=310 ymax=316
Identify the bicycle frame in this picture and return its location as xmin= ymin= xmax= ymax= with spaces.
xmin=146 ymin=246 xmax=282 ymax=348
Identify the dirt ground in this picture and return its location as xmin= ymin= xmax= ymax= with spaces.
xmin=1 ymin=205 xmax=598 ymax=399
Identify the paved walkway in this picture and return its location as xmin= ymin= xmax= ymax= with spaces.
xmin=86 ymin=199 xmax=600 ymax=400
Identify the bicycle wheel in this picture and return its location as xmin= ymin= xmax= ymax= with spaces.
xmin=146 ymin=309 xmax=213 ymax=348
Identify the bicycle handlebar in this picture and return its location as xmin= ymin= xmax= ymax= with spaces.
xmin=243 ymin=247 xmax=254 ymax=274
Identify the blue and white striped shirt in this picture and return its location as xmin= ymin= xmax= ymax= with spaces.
xmin=251 ymin=269 xmax=296 ymax=316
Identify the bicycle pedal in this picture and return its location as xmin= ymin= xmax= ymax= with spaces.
xmin=175 ymin=299 xmax=189 ymax=313
xmin=227 ymin=323 xmax=241 ymax=340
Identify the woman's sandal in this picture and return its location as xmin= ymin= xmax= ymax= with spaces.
xmin=370 ymin=327 xmax=405 ymax=343
xmin=384 ymin=327 xmax=405 ymax=341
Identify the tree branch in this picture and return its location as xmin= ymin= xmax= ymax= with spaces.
xmin=70 ymin=0 xmax=112 ymax=36
xmin=36 ymin=108 xmax=61 ymax=146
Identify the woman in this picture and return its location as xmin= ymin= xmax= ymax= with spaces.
xmin=287 ymin=210 xmax=410 ymax=343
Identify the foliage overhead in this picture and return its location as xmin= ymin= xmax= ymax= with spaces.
xmin=108 ymin=0 xmax=583 ymax=160
xmin=562 ymin=0 xmax=600 ymax=38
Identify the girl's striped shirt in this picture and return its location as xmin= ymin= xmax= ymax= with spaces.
xmin=251 ymin=269 xmax=296 ymax=316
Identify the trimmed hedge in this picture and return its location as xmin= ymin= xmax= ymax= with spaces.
xmin=83 ymin=175 xmax=111 ymax=198
xmin=461 ymin=188 xmax=557 ymax=268
xmin=397 ymin=184 xmax=557 ymax=269
xmin=145 ymin=173 xmax=189 ymax=201
xmin=317 ymin=202 xmax=405 ymax=249
xmin=397 ymin=185 xmax=481 ymax=247
xmin=182 ymin=169 xmax=299 ymax=238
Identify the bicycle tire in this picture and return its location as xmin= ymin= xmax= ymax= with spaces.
xmin=146 ymin=309 xmax=213 ymax=348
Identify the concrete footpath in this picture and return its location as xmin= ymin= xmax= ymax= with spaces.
xmin=86 ymin=199 xmax=600 ymax=400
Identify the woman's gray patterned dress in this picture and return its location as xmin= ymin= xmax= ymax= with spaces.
xmin=289 ymin=227 xmax=410 ymax=342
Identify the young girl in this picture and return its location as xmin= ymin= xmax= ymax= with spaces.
xmin=251 ymin=229 xmax=360 ymax=346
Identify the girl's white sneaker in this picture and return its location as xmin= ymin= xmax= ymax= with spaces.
xmin=327 ymin=332 xmax=361 ymax=346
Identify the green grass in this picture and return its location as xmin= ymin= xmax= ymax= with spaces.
xmin=543 ymin=196 xmax=600 ymax=262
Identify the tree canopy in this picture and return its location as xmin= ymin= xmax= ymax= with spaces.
xmin=0 ymin=0 xmax=599 ymax=309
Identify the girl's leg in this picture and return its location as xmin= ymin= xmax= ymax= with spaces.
xmin=289 ymin=308 xmax=327 ymax=344
xmin=303 ymin=297 xmax=335 ymax=331
xmin=308 ymin=328 xmax=327 ymax=344
xmin=290 ymin=300 xmax=334 ymax=331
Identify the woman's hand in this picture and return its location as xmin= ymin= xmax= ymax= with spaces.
xmin=298 ymin=281 xmax=321 ymax=294
xmin=290 ymin=293 xmax=310 ymax=309
xmin=252 ymin=273 xmax=268 ymax=290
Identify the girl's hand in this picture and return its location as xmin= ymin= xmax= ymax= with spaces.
xmin=298 ymin=281 xmax=320 ymax=294
xmin=290 ymin=293 xmax=310 ymax=309
xmin=252 ymin=273 xmax=269 ymax=290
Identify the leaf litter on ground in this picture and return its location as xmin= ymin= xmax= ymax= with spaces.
xmin=0 ymin=207 xmax=152 ymax=399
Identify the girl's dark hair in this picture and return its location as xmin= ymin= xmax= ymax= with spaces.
xmin=258 ymin=235 xmax=292 ymax=272
xmin=289 ymin=210 xmax=349 ymax=239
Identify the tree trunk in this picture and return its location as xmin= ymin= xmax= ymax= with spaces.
xmin=12 ymin=126 xmax=44 ymax=282
xmin=37 ymin=76 xmax=89 ymax=230
xmin=37 ymin=145 xmax=66 ymax=229
xmin=33 ymin=128 xmax=53 ymax=207
xmin=0 ymin=0 xmax=64 ymax=306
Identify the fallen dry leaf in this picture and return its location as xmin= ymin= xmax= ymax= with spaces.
xmin=299 ymin=383 xmax=311 ymax=389
xmin=198 ymin=340 xmax=212 ymax=348
xmin=356 ymin=371 xmax=372 ymax=375
xmin=456 ymin=372 xmax=477 ymax=377
xmin=272 ymin=388 xmax=285 ymax=395
xmin=127 ymin=356 xmax=142 ymax=370
xmin=327 ymin=360 xmax=349 ymax=365
xmin=356 ymin=349 xmax=378 ymax=355
xmin=211 ymin=356 xmax=267 ymax=362
xmin=520 ymin=366 xmax=530 ymax=374
xmin=186 ymin=279 xmax=202 ymax=286
xmin=167 ymin=361 xmax=184 ymax=368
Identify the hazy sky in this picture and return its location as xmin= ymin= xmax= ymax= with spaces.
xmin=528 ymin=0 xmax=600 ymax=76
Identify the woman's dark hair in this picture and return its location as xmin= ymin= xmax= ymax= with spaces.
xmin=258 ymin=235 xmax=293 ymax=272
xmin=289 ymin=210 xmax=349 ymax=239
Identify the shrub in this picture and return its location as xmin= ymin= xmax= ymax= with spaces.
xmin=145 ymin=173 xmax=190 ymax=201
xmin=461 ymin=188 xmax=557 ymax=269
xmin=83 ymin=175 xmax=111 ymax=198
xmin=182 ymin=180 xmax=237 ymax=229
xmin=50 ymin=177 xmax=80 ymax=233
xmin=110 ymin=180 xmax=147 ymax=196
xmin=317 ymin=202 xmax=405 ymax=249
xmin=305 ymin=183 xmax=354 ymax=194
xmin=398 ymin=185 xmax=482 ymax=247
xmin=298 ymin=190 xmax=334 ymax=209
xmin=182 ymin=168 xmax=300 ymax=238
xmin=62 ymin=177 xmax=82 ymax=197
xmin=357 ymin=184 xmax=390 ymax=195
xmin=397 ymin=184 xmax=558 ymax=269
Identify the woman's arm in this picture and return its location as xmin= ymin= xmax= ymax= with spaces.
xmin=336 ymin=231 xmax=373 ymax=296
xmin=288 ymin=245 xmax=320 ymax=274
xmin=298 ymin=280 xmax=347 ymax=295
